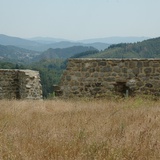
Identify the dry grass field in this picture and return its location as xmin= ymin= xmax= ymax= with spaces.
xmin=0 ymin=97 xmax=160 ymax=160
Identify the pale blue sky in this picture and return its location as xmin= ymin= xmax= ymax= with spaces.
xmin=0 ymin=0 xmax=160 ymax=40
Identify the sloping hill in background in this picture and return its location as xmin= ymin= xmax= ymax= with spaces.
xmin=26 ymin=41 xmax=109 ymax=52
xmin=0 ymin=43 xmax=98 ymax=63
xmin=34 ymin=46 xmax=98 ymax=61
xmin=79 ymin=36 xmax=149 ymax=44
xmin=0 ymin=34 xmax=40 ymax=48
xmin=0 ymin=44 xmax=40 ymax=63
xmin=79 ymin=37 xmax=160 ymax=58
xmin=1 ymin=34 xmax=149 ymax=52
xmin=0 ymin=34 xmax=110 ymax=51
xmin=29 ymin=37 xmax=67 ymax=44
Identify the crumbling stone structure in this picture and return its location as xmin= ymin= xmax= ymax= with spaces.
xmin=0 ymin=69 xmax=42 ymax=99
xmin=56 ymin=58 xmax=160 ymax=98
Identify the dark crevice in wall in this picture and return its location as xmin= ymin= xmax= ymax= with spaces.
xmin=114 ymin=82 xmax=133 ymax=97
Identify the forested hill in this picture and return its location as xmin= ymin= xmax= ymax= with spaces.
xmin=34 ymin=46 xmax=98 ymax=61
xmin=0 ymin=44 xmax=40 ymax=63
xmin=0 ymin=44 xmax=98 ymax=63
xmin=81 ymin=37 xmax=160 ymax=58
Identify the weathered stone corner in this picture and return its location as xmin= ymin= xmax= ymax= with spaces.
xmin=0 ymin=69 xmax=43 ymax=100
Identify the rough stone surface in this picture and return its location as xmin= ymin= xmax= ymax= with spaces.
xmin=0 ymin=69 xmax=42 ymax=99
xmin=56 ymin=58 xmax=160 ymax=97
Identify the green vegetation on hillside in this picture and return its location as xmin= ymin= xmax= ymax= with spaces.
xmin=0 ymin=61 xmax=19 ymax=69
xmin=27 ymin=59 xmax=64 ymax=98
xmin=35 ymin=46 xmax=97 ymax=61
xmin=0 ymin=44 xmax=40 ymax=63
xmin=78 ymin=37 xmax=160 ymax=58
xmin=70 ymin=50 xmax=99 ymax=58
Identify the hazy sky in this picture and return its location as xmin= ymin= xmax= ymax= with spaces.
xmin=0 ymin=0 xmax=160 ymax=40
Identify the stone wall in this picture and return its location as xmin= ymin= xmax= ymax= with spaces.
xmin=0 ymin=69 xmax=42 ymax=100
xmin=57 ymin=59 xmax=160 ymax=97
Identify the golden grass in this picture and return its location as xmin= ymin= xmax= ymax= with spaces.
xmin=0 ymin=98 xmax=160 ymax=160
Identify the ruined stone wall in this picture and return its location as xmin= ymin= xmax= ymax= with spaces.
xmin=58 ymin=59 xmax=160 ymax=97
xmin=0 ymin=70 xmax=19 ymax=99
xmin=0 ymin=69 xmax=42 ymax=100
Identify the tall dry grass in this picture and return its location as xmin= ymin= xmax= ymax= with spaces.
xmin=0 ymin=98 xmax=160 ymax=160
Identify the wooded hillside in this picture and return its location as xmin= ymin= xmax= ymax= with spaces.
xmin=79 ymin=37 xmax=160 ymax=58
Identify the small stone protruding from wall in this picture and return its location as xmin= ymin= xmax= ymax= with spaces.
xmin=53 ymin=85 xmax=63 ymax=96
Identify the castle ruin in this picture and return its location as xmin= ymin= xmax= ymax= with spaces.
xmin=0 ymin=69 xmax=42 ymax=100
xmin=55 ymin=58 xmax=160 ymax=98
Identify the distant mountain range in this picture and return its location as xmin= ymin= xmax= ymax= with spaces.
xmin=0 ymin=34 xmax=149 ymax=51
xmin=0 ymin=34 xmax=109 ymax=51
xmin=0 ymin=34 xmax=157 ymax=64
xmin=79 ymin=36 xmax=150 ymax=44
xmin=0 ymin=34 xmax=40 ymax=49
xmin=29 ymin=37 xmax=68 ymax=44
xmin=29 ymin=36 xmax=149 ymax=44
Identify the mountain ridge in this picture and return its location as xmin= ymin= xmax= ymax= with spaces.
xmin=78 ymin=36 xmax=150 ymax=44
xmin=0 ymin=34 xmax=109 ymax=51
xmin=0 ymin=34 xmax=149 ymax=51
xmin=34 ymin=46 xmax=98 ymax=61
xmin=0 ymin=44 xmax=98 ymax=63
xmin=78 ymin=37 xmax=160 ymax=58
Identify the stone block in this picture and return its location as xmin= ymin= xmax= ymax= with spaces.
xmin=92 ymin=62 xmax=98 ymax=67
xmin=98 ymin=61 xmax=106 ymax=66
xmin=113 ymin=66 xmax=120 ymax=73
xmin=101 ymin=66 xmax=112 ymax=72
xmin=144 ymin=68 xmax=152 ymax=74
xmin=133 ymin=68 xmax=139 ymax=75
xmin=137 ymin=61 xmax=143 ymax=68
xmin=143 ymin=61 xmax=149 ymax=67
xmin=53 ymin=85 xmax=60 ymax=91
xmin=66 ymin=75 xmax=71 ymax=81
xmin=118 ymin=62 xmax=125 ymax=67
xmin=129 ymin=61 xmax=137 ymax=68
